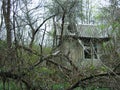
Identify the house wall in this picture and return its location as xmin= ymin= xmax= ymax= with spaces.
xmin=80 ymin=42 xmax=102 ymax=68
xmin=60 ymin=37 xmax=84 ymax=69
xmin=59 ymin=37 xmax=103 ymax=69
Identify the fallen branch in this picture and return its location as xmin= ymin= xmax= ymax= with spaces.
xmin=113 ymin=62 xmax=120 ymax=72
xmin=16 ymin=45 xmax=71 ymax=74
xmin=47 ymin=59 xmax=71 ymax=72
xmin=64 ymin=55 xmax=78 ymax=71
xmin=17 ymin=45 xmax=40 ymax=56
xmin=67 ymin=72 xmax=120 ymax=90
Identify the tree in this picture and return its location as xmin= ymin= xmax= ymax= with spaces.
xmin=48 ymin=0 xmax=84 ymax=46
xmin=0 ymin=0 xmax=120 ymax=90
xmin=2 ymin=0 xmax=12 ymax=48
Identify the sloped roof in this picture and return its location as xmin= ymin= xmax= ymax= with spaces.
xmin=77 ymin=24 xmax=108 ymax=38
xmin=56 ymin=24 xmax=109 ymax=38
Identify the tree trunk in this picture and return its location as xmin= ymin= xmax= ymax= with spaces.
xmin=2 ymin=0 xmax=12 ymax=49
xmin=59 ymin=12 xmax=65 ymax=46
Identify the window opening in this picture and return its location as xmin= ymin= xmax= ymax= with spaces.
xmin=84 ymin=41 xmax=98 ymax=59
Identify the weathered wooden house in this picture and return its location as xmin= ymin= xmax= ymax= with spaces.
xmin=55 ymin=24 xmax=110 ymax=68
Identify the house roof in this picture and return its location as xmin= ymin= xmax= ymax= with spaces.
xmin=56 ymin=24 xmax=109 ymax=38
xmin=77 ymin=24 xmax=108 ymax=38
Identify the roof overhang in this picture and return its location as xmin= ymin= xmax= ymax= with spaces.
xmin=57 ymin=35 xmax=110 ymax=42
xmin=78 ymin=37 xmax=110 ymax=42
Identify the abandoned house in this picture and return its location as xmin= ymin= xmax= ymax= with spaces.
xmin=55 ymin=23 xmax=110 ymax=69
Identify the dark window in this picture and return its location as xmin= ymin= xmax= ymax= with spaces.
xmin=84 ymin=47 xmax=91 ymax=59
xmin=84 ymin=42 xmax=98 ymax=59
xmin=93 ymin=44 xmax=98 ymax=59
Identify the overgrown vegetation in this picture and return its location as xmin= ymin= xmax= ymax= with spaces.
xmin=0 ymin=0 xmax=120 ymax=90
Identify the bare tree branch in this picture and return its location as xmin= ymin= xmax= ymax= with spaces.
xmin=113 ymin=62 xmax=120 ymax=72
xmin=34 ymin=14 xmax=58 ymax=35
xmin=67 ymin=72 xmax=120 ymax=90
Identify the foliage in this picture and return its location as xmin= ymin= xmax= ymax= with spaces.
xmin=52 ymin=82 xmax=69 ymax=90
xmin=0 ymin=80 xmax=23 ymax=90
xmin=0 ymin=40 xmax=7 ymax=49
xmin=0 ymin=0 xmax=119 ymax=90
